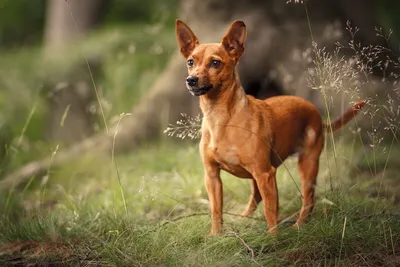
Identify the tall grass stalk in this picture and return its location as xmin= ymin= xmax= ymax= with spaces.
xmin=16 ymin=97 xmax=39 ymax=147
xmin=111 ymin=113 xmax=131 ymax=215
xmin=5 ymin=96 xmax=39 ymax=212
xmin=40 ymin=144 xmax=59 ymax=207
xmin=338 ymin=215 xmax=347 ymax=263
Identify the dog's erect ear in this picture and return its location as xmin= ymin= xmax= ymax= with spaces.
xmin=221 ymin=20 xmax=246 ymax=60
xmin=176 ymin=19 xmax=199 ymax=58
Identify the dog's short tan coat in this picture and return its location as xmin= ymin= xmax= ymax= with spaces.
xmin=176 ymin=19 xmax=365 ymax=235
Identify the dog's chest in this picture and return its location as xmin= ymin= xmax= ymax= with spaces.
xmin=203 ymin=119 xmax=240 ymax=166
xmin=209 ymin=144 xmax=240 ymax=166
xmin=202 ymin=117 xmax=252 ymax=178
xmin=207 ymin=143 xmax=251 ymax=178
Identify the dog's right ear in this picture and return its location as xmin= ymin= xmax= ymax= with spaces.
xmin=176 ymin=19 xmax=199 ymax=58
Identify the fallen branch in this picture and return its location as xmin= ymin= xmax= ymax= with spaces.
xmin=0 ymin=133 xmax=111 ymax=190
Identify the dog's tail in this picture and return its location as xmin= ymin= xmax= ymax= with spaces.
xmin=323 ymin=100 xmax=366 ymax=132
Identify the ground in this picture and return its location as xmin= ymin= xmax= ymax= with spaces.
xmin=0 ymin=141 xmax=399 ymax=266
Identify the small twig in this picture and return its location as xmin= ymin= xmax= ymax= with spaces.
xmin=227 ymin=231 xmax=262 ymax=266
xmin=228 ymin=231 xmax=255 ymax=258
xmin=160 ymin=212 xmax=210 ymax=227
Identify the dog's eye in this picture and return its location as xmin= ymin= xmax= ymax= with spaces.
xmin=210 ymin=60 xmax=221 ymax=68
xmin=187 ymin=59 xmax=194 ymax=67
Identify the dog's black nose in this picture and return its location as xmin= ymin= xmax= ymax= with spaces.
xmin=186 ymin=76 xmax=199 ymax=87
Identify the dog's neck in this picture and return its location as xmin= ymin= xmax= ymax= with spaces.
xmin=199 ymin=69 xmax=248 ymax=120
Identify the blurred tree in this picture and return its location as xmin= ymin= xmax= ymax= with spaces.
xmin=43 ymin=0 xmax=106 ymax=144
xmin=2 ymin=0 xmax=399 ymax=188
xmin=44 ymin=0 xmax=105 ymax=51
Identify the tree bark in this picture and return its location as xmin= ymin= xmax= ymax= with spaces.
xmin=44 ymin=0 xmax=104 ymax=52
xmin=43 ymin=0 xmax=105 ymax=144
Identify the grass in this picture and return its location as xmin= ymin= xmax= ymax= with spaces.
xmin=2 ymin=208 xmax=398 ymax=266
xmin=0 ymin=142 xmax=399 ymax=266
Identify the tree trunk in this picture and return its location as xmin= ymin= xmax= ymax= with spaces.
xmin=44 ymin=0 xmax=104 ymax=52
xmin=43 ymin=0 xmax=105 ymax=144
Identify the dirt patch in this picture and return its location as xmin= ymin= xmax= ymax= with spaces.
xmin=0 ymin=240 xmax=73 ymax=266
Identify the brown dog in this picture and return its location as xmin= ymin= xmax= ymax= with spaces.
xmin=175 ymin=19 xmax=365 ymax=235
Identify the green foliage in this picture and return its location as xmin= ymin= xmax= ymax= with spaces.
xmin=0 ymin=0 xmax=46 ymax=46
xmin=0 ymin=22 xmax=176 ymax=172
xmin=0 ymin=0 xmax=179 ymax=47
xmin=0 ymin=0 xmax=179 ymax=178
xmin=377 ymin=0 xmax=400 ymax=42
xmin=104 ymin=0 xmax=179 ymax=25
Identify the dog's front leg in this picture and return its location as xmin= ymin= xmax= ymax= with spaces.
xmin=253 ymin=167 xmax=279 ymax=234
xmin=204 ymin=162 xmax=223 ymax=236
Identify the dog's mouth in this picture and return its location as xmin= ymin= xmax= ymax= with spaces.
xmin=186 ymin=85 xmax=213 ymax=96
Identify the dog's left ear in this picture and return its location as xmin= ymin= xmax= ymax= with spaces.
xmin=222 ymin=20 xmax=246 ymax=60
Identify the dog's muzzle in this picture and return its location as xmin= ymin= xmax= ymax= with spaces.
xmin=186 ymin=75 xmax=213 ymax=96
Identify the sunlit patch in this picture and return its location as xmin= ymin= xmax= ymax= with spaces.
xmin=225 ymin=146 xmax=240 ymax=165
xmin=307 ymin=128 xmax=316 ymax=144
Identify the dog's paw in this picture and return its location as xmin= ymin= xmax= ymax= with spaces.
xmin=240 ymin=208 xmax=257 ymax=218
xmin=206 ymin=232 xmax=218 ymax=238
xmin=206 ymin=228 xmax=222 ymax=237
xmin=266 ymin=227 xmax=277 ymax=235
xmin=239 ymin=213 xmax=251 ymax=219
xmin=292 ymin=222 xmax=301 ymax=230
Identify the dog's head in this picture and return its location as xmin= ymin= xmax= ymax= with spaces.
xmin=175 ymin=20 xmax=247 ymax=96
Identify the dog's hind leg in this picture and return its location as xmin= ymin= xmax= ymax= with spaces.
xmin=241 ymin=179 xmax=262 ymax=217
xmin=295 ymin=133 xmax=323 ymax=227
